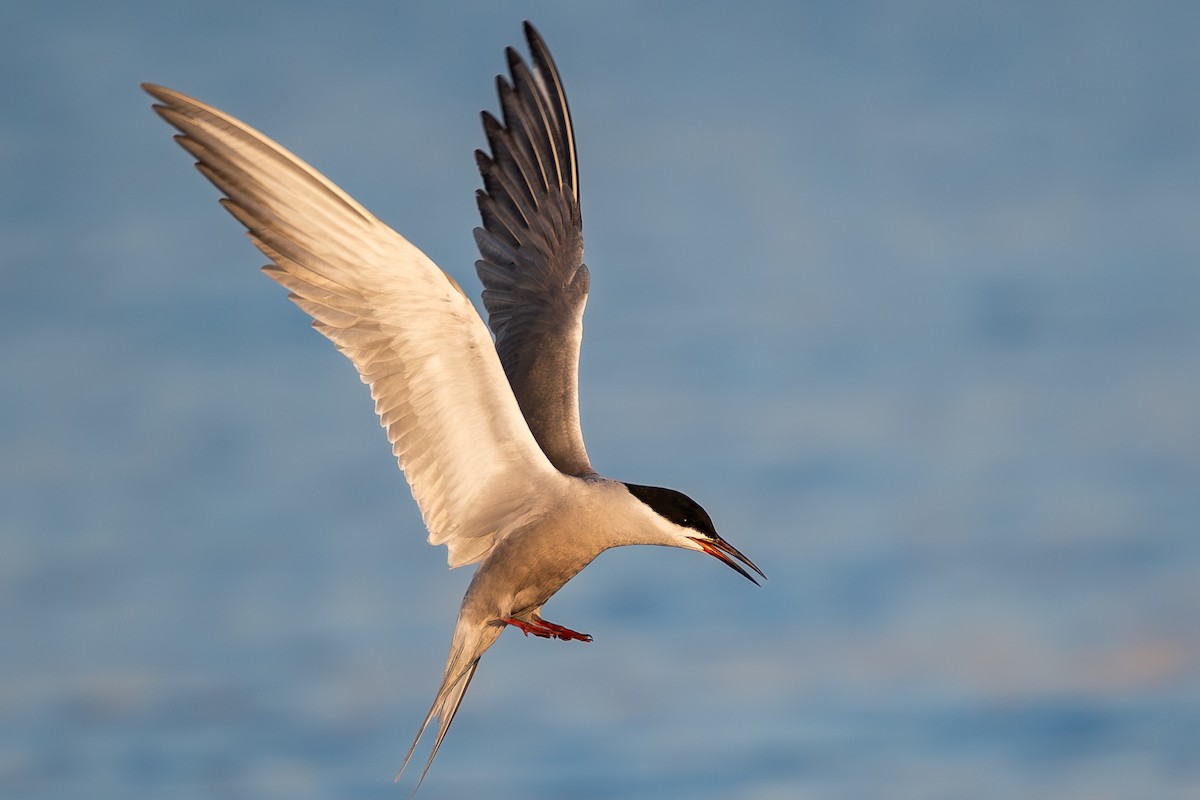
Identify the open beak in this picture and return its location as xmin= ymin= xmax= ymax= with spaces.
xmin=689 ymin=536 xmax=766 ymax=586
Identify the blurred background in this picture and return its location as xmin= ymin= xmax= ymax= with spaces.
xmin=2 ymin=1 xmax=1198 ymax=798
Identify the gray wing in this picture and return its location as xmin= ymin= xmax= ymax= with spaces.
xmin=474 ymin=21 xmax=593 ymax=477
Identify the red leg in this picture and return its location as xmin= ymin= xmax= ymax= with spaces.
xmin=502 ymin=617 xmax=592 ymax=642
xmin=502 ymin=617 xmax=550 ymax=638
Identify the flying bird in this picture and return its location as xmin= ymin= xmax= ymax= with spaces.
xmin=145 ymin=21 xmax=763 ymax=788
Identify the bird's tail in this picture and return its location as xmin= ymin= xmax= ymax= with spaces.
xmin=395 ymin=613 xmax=502 ymax=790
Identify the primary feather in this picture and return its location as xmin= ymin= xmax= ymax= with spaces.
xmin=474 ymin=22 xmax=593 ymax=478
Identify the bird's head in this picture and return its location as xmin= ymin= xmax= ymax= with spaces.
xmin=622 ymin=483 xmax=766 ymax=585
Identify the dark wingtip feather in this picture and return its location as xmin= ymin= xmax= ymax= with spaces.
xmin=474 ymin=23 xmax=593 ymax=477
xmin=505 ymin=45 xmax=525 ymax=73
xmin=522 ymin=20 xmax=544 ymax=50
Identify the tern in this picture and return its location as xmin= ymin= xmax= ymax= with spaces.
xmin=145 ymin=21 xmax=764 ymax=788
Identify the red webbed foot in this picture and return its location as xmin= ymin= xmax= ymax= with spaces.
xmin=502 ymin=616 xmax=592 ymax=642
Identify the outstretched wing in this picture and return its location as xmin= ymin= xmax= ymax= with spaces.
xmin=474 ymin=22 xmax=593 ymax=477
xmin=145 ymin=83 xmax=561 ymax=568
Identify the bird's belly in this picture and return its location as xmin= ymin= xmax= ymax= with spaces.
xmin=463 ymin=527 xmax=604 ymax=621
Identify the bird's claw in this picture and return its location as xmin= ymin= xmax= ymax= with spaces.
xmin=502 ymin=617 xmax=592 ymax=642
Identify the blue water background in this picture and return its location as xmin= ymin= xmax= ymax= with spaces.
xmin=3 ymin=2 xmax=1198 ymax=797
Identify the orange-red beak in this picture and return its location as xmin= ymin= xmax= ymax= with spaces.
xmin=689 ymin=536 xmax=766 ymax=585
